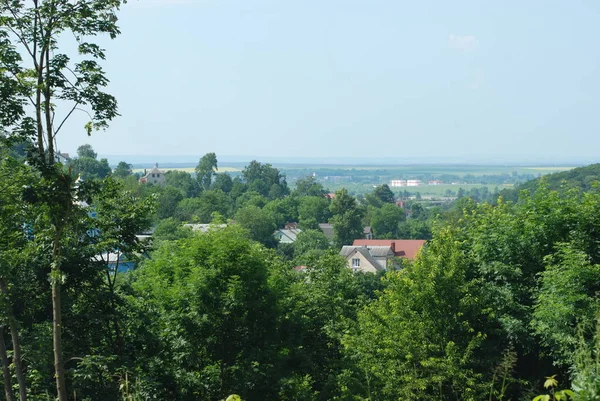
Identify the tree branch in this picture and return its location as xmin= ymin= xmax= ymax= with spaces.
xmin=3 ymin=4 xmax=37 ymax=68
xmin=53 ymin=101 xmax=80 ymax=138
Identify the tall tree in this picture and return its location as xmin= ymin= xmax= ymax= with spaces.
xmin=211 ymin=172 xmax=233 ymax=193
xmin=242 ymin=160 xmax=289 ymax=199
xmin=370 ymin=203 xmax=405 ymax=238
xmin=372 ymin=183 xmax=395 ymax=204
xmin=69 ymin=153 xmax=111 ymax=179
xmin=329 ymin=188 xmax=364 ymax=247
xmin=234 ymin=205 xmax=278 ymax=247
xmin=164 ymin=170 xmax=199 ymax=198
xmin=0 ymin=154 xmax=32 ymax=401
xmin=112 ymin=161 xmax=132 ymax=179
xmin=0 ymin=2 xmax=124 ymax=399
xmin=196 ymin=152 xmax=218 ymax=191
xmin=364 ymin=184 xmax=396 ymax=207
xmin=76 ymin=144 xmax=97 ymax=159
xmin=298 ymin=196 xmax=331 ymax=229
xmin=293 ymin=229 xmax=330 ymax=259
xmin=129 ymin=226 xmax=282 ymax=400
xmin=293 ymin=176 xmax=326 ymax=197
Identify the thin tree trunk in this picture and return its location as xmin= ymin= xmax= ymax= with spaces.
xmin=0 ymin=280 xmax=27 ymax=401
xmin=43 ymin=21 xmax=67 ymax=399
xmin=0 ymin=328 xmax=16 ymax=401
xmin=35 ymin=55 xmax=45 ymax=163
xmin=44 ymin=46 xmax=54 ymax=161
xmin=105 ymin=260 xmax=125 ymax=357
xmin=52 ymin=232 xmax=67 ymax=401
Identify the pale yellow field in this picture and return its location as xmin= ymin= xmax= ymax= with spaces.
xmin=133 ymin=167 xmax=241 ymax=174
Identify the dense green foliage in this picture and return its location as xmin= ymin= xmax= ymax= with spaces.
xmin=2 ymin=2 xmax=600 ymax=398
xmin=3 ymin=139 xmax=600 ymax=400
xmin=500 ymin=163 xmax=600 ymax=202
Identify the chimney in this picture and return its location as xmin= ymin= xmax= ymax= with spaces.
xmin=390 ymin=242 xmax=396 ymax=254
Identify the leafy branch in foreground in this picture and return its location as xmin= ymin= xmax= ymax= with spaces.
xmin=1 ymin=1 xmax=125 ymax=400
xmin=532 ymin=375 xmax=574 ymax=401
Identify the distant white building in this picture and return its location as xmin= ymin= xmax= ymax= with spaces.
xmin=407 ymin=180 xmax=422 ymax=187
xmin=390 ymin=180 xmax=407 ymax=187
xmin=139 ymin=163 xmax=166 ymax=185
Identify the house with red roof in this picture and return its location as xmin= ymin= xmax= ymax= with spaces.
xmin=352 ymin=239 xmax=426 ymax=260
xmin=340 ymin=240 xmax=426 ymax=273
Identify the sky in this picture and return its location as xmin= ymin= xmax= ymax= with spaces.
xmin=56 ymin=0 xmax=600 ymax=164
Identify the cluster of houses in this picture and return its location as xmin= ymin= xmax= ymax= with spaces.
xmin=274 ymin=223 xmax=425 ymax=273
xmin=135 ymin=164 xmax=426 ymax=274
xmin=98 ymin=225 xmax=425 ymax=275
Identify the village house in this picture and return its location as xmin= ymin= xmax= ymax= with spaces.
xmin=353 ymin=239 xmax=426 ymax=259
xmin=274 ymin=223 xmax=302 ymax=243
xmin=139 ymin=163 xmax=166 ymax=185
xmin=340 ymin=245 xmax=396 ymax=273
xmin=339 ymin=239 xmax=426 ymax=273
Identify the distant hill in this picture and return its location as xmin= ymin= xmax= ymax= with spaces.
xmin=499 ymin=163 xmax=600 ymax=202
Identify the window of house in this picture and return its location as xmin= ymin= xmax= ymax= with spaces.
xmin=152 ymin=173 xmax=155 ymax=178
xmin=352 ymin=258 xmax=360 ymax=268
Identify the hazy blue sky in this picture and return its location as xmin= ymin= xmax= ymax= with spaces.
xmin=58 ymin=0 xmax=600 ymax=163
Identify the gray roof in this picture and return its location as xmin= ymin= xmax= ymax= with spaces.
xmin=142 ymin=163 xmax=164 ymax=178
xmin=275 ymin=228 xmax=302 ymax=243
xmin=319 ymin=223 xmax=334 ymax=240
xmin=340 ymin=245 xmax=393 ymax=258
xmin=340 ymin=245 xmax=357 ymax=257
xmin=367 ymin=246 xmax=394 ymax=257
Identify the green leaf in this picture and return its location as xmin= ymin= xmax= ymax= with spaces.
xmin=544 ymin=375 xmax=558 ymax=389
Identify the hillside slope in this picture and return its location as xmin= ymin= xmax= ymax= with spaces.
xmin=499 ymin=163 xmax=600 ymax=202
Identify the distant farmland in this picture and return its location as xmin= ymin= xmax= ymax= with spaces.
xmin=128 ymin=162 xmax=578 ymax=196
xmin=133 ymin=166 xmax=241 ymax=174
